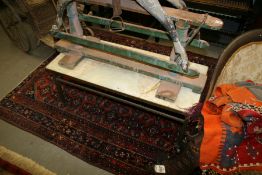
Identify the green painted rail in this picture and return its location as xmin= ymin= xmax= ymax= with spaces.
xmin=51 ymin=31 xmax=199 ymax=78
xmin=79 ymin=14 xmax=209 ymax=48
xmin=79 ymin=14 xmax=170 ymax=40
xmin=55 ymin=44 xmax=203 ymax=93
xmin=51 ymin=31 xmax=200 ymax=77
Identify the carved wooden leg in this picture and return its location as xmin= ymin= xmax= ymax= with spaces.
xmin=136 ymin=0 xmax=189 ymax=71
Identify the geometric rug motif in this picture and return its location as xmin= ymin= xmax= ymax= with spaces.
xmin=0 ymin=39 xmax=217 ymax=174
xmin=0 ymin=58 xmax=186 ymax=175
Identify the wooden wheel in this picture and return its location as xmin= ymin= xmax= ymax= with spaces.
xmin=0 ymin=6 xmax=17 ymax=41
xmin=0 ymin=4 xmax=38 ymax=52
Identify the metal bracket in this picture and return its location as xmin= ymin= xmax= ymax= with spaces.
xmin=109 ymin=16 xmax=125 ymax=32
xmin=185 ymin=14 xmax=208 ymax=47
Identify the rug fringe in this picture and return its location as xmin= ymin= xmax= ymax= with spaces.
xmin=0 ymin=145 xmax=56 ymax=175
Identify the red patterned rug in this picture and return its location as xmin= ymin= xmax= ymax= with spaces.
xmin=0 ymin=51 xmax=216 ymax=175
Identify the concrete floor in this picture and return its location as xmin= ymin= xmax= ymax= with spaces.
xmin=0 ymin=26 xmax=112 ymax=175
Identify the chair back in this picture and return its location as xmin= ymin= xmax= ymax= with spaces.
xmin=206 ymin=29 xmax=262 ymax=99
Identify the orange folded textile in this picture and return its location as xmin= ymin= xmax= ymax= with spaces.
xmin=200 ymin=81 xmax=262 ymax=174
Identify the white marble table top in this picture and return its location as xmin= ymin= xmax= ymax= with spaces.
xmin=46 ymin=53 xmax=208 ymax=112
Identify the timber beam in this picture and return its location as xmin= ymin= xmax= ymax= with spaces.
xmin=55 ymin=39 xmax=207 ymax=93
xmin=79 ymin=14 xmax=210 ymax=48
xmin=77 ymin=0 xmax=223 ymax=30
xmin=51 ymin=31 xmax=200 ymax=77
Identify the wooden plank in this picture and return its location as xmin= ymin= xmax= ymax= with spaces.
xmin=79 ymin=14 xmax=210 ymax=48
xmin=78 ymin=0 xmax=223 ymax=30
xmin=163 ymin=7 xmax=223 ymax=30
xmin=58 ymin=54 xmax=83 ymax=69
xmin=51 ymin=31 xmax=200 ymax=77
xmin=79 ymin=14 xmax=170 ymax=40
xmin=55 ymin=39 xmax=207 ymax=93
xmin=156 ymin=81 xmax=181 ymax=102
xmin=46 ymin=53 xmax=204 ymax=112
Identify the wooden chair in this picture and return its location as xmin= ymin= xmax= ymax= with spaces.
xmin=202 ymin=29 xmax=262 ymax=175
xmin=206 ymin=28 xmax=262 ymax=99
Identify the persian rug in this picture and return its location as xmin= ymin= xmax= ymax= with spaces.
xmin=0 ymin=50 xmax=217 ymax=175
xmin=0 ymin=145 xmax=55 ymax=175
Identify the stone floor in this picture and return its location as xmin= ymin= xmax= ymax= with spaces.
xmin=0 ymin=25 xmax=224 ymax=175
